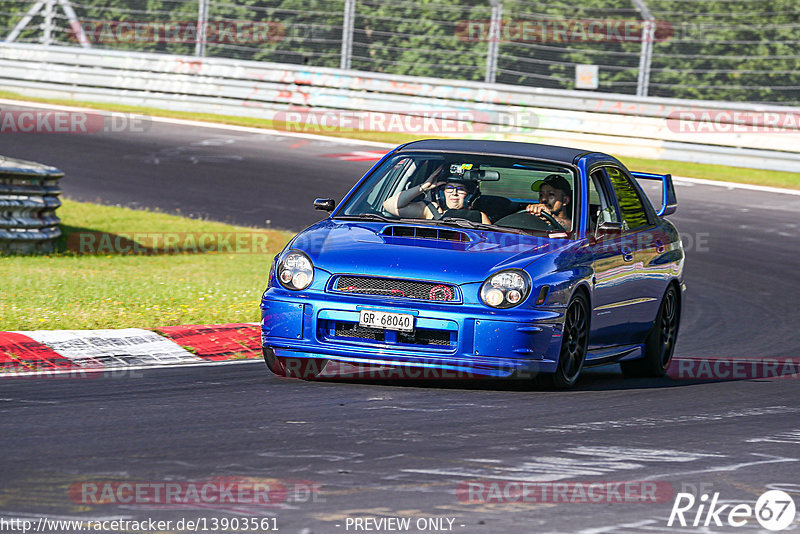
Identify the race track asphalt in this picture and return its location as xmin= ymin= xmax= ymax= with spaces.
xmin=1 ymin=108 xmax=799 ymax=533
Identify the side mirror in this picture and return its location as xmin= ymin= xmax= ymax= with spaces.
xmin=314 ymin=198 xmax=336 ymax=212
xmin=660 ymin=204 xmax=677 ymax=217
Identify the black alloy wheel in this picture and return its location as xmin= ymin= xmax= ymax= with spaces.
xmin=621 ymin=285 xmax=680 ymax=378
xmin=551 ymin=293 xmax=590 ymax=388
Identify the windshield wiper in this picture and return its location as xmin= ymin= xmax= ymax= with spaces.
xmin=438 ymin=217 xmax=528 ymax=234
xmin=439 ymin=217 xmax=490 ymax=230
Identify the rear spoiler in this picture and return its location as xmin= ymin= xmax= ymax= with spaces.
xmin=630 ymin=171 xmax=677 ymax=217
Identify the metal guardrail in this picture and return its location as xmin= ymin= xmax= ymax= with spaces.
xmin=3 ymin=0 xmax=799 ymax=105
xmin=1 ymin=43 xmax=799 ymax=172
xmin=0 ymin=155 xmax=63 ymax=254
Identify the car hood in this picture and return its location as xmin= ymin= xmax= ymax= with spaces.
xmin=290 ymin=220 xmax=571 ymax=284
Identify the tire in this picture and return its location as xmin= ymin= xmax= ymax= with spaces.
xmin=549 ymin=293 xmax=590 ymax=388
xmin=621 ymin=285 xmax=680 ymax=378
xmin=263 ymin=348 xmax=327 ymax=380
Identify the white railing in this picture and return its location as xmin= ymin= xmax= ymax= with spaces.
xmin=1 ymin=43 xmax=799 ymax=172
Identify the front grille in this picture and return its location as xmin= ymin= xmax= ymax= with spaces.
xmin=335 ymin=322 xmax=385 ymax=341
xmin=333 ymin=276 xmax=458 ymax=302
xmin=398 ymin=329 xmax=451 ymax=346
xmin=332 ymin=321 xmax=453 ymax=347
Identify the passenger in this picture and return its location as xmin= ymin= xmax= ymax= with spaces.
xmin=526 ymin=174 xmax=573 ymax=231
xmin=383 ymin=164 xmax=491 ymax=223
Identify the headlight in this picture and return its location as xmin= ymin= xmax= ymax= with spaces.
xmin=277 ymin=250 xmax=314 ymax=290
xmin=480 ymin=270 xmax=531 ymax=309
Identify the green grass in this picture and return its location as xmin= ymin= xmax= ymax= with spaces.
xmin=2 ymin=89 xmax=797 ymax=190
xmin=0 ymin=199 xmax=294 ymax=331
xmin=620 ymin=156 xmax=800 ymax=190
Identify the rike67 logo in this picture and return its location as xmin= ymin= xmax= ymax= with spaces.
xmin=668 ymin=490 xmax=796 ymax=531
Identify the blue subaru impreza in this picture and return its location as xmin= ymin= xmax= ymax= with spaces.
xmin=260 ymin=139 xmax=684 ymax=387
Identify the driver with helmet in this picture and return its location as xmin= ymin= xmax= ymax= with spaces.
xmin=383 ymin=164 xmax=491 ymax=223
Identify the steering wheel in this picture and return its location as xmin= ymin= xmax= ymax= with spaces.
xmin=532 ymin=209 xmax=567 ymax=232
xmin=495 ymin=209 xmax=567 ymax=233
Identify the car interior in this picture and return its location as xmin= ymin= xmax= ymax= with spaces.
xmin=365 ymin=155 xmax=578 ymax=233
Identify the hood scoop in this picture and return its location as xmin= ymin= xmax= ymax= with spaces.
xmin=381 ymin=225 xmax=471 ymax=243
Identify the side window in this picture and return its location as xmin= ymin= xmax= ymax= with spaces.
xmin=368 ymin=157 xmax=413 ymax=208
xmin=346 ymin=157 xmax=413 ymax=215
xmin=588 ymin=170 xmax=620 ymax=230
xmin=605 ymin=167 xmax=650 ymax=230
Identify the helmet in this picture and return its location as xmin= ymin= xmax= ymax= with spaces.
xmin=435 ymin=175 xmax=481 ymax=209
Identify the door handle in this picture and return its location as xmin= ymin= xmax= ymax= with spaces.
xmin=621 ymin=246 xmax=634 ymax=262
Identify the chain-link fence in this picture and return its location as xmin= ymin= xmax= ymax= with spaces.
xmin=2 ymin=0 xmax=798 ymax=105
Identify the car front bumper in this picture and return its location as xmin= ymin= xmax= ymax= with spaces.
xmin=260 ymin=288 xmax=565 ymax=377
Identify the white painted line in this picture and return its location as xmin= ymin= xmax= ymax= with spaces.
xmin=746 ymin=429 xmax=800 ymax=444
xmin=565 ymin=446 xmax=724 ymax=462
xmin=0 ymin=97 xmax=395 ymax=148
xmin=530 ymin=406 xmax=800 ymax=434
xmin=405 ymin=446 xmax=722 ymax=483
xmin=321 ymin=150 xmax=388 ymax=161
xmin=639 ymin=453 xmax=798 ymax=481
xmin=0 ymin=357 xmax=261 ymax=378
xmin=673 ymin=175 xmax=800 ymax=196
xmin=146 ymin=116 xmax=394 ymax=148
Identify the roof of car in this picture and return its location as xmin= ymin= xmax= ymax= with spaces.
xmin=395 ymin=139 xmax=594 ymax=165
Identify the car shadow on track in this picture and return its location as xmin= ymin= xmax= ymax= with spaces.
xmin=295 ymin=364 xmax=719 ymax=393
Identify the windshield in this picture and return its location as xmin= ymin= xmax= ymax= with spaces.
xmin=336 ymin=152 xmax=577 ymax=235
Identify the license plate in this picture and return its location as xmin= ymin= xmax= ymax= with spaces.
xmin=359 ymin=310 xmax=415 ymax=332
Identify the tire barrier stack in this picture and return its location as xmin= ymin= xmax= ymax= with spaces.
xmin=0 ymin=155 xmax=63 ymax=254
